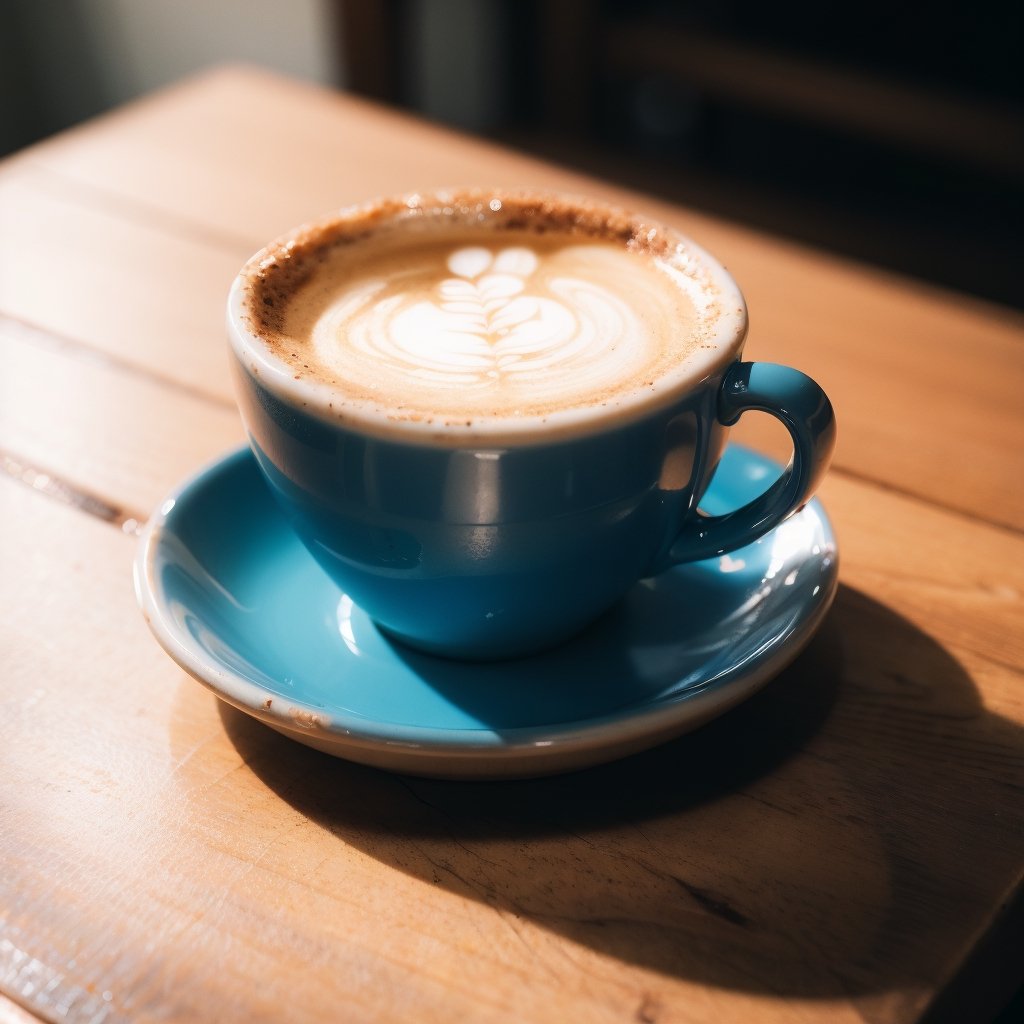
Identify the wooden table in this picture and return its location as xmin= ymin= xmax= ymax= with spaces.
xmin=2 ymin=67 xmax=1022 ymax=1024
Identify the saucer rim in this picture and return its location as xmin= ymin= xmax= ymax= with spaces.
xmin=134 ymin=445 xmax=838 ymax=769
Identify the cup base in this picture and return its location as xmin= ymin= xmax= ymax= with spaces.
xmin=373 ymin=614 xmax=608 ymax=663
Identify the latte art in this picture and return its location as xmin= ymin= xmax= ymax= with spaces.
xmin=279 ymin=229 xmax=702 ymax=420
xmin=313 ymin=243 xmax=663 ymax=401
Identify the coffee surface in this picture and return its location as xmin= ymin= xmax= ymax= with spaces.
xmin=265 ymin=228 xmax=698 ymax=420
xmin=240 ymin=190 xmax=737 ymax=431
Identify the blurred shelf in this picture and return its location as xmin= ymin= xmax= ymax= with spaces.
xmin=336 ymin=0 xmax=1023 ymax=309
xmin=601 ymin=21 xmax=1024 ymax=179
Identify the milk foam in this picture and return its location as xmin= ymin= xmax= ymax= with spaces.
xmin=278 ymin=230 xmax=702 ymax=420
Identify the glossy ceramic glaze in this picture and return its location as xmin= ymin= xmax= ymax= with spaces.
xmin=134 ymin=445 xmax=838 ymax=779
xmin=231 ymin=351 xmax=834 ymax=658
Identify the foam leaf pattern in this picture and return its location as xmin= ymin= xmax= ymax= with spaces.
xmin=351 ymin=246 xmax=641 ymax=390
xmin=309 ymin=239 xmax=687 ymax=415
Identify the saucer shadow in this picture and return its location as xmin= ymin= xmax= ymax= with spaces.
xmin=219 ymin=585 xmax=1024 ymax=1005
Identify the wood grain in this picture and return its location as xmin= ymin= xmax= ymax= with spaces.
xmin=0 ymin=316 xmax=241 ymax=522
xmin=7 ymin=67 xmax=1024 ymax=531
xmin=2 ymin=329 xmax=1023 ymax=1023
xmin=1 ymin=67 xmax=1023 ymax=1024
xmin=2 ymin=474 xmax=1023 ymax=1024
xmin=0 ymin=171 xmax=246 ymax=405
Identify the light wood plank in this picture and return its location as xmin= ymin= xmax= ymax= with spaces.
xmin=6 ymin=67 xmax=1024 ymax=531
xmin=1 ymin=430 xmax=1022 ymax=1024
xmin=0 ymin=171 xmax=247 ymax=405
xmin=1 ymin=336 xmax=1023 ymax=1022
xmin=0 ymin=317 xmax=242 ymax=521
xmin=1 ymin=483 xmax=554 ymax=1024
xmin=0 ymin=481 xmax=785 ymax=1024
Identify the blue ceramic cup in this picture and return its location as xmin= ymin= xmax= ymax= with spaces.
xmin=228 ymin=191 xmax=835 ymax=660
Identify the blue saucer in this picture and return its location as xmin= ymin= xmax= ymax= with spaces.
xmin=135 ymin=445 xmax=838 ymax=778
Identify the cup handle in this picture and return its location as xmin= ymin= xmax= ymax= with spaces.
xmin=668 ymin=361 xmax=836 ymax=564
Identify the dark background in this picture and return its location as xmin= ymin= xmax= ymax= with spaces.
xmin=338 ymin=0 xmax=1023 ymax=309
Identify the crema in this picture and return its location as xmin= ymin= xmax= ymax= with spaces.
xmin=241 ymin=191 xmax=731 ymax=432
xmin=275 ymin=231 xmax=699 ymax=420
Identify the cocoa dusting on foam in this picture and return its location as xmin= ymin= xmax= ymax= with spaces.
xmin=238 ymin=189 xmax=734 ymax=429
xmin=245 ymin=190 xmax=718 ymax=338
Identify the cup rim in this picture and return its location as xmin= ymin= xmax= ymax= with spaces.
xmin=227 ymin=187 xmax=748 ymax=447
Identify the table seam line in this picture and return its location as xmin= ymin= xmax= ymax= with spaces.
xmin=0 ymin=447 xmax=147 ymax=532
xmin=829 ymin=465 xmax=1024 ymax=539
xmin=0 ymin=311 xmax=235 ymax=412
xmin=11 ymin=159 xmax=260 ymax=258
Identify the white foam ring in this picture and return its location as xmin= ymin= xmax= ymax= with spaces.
xmin=310 ymin=243 xmax=685 ymax=414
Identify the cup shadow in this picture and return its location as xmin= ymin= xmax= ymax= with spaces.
xmin=377 ymin=553 xmax=826 ymax=732
xmin=217 ymin=584 xmax=1024 ymax=1004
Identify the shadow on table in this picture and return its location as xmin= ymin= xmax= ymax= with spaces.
xmin=217 ymin=584 xmax=1023 ymax=1014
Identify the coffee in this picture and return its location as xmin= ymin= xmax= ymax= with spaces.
xmin=228 ymin=189 xmax=833 ymax=658
xmin=240 ymin=191 xmax=732 ymax=435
